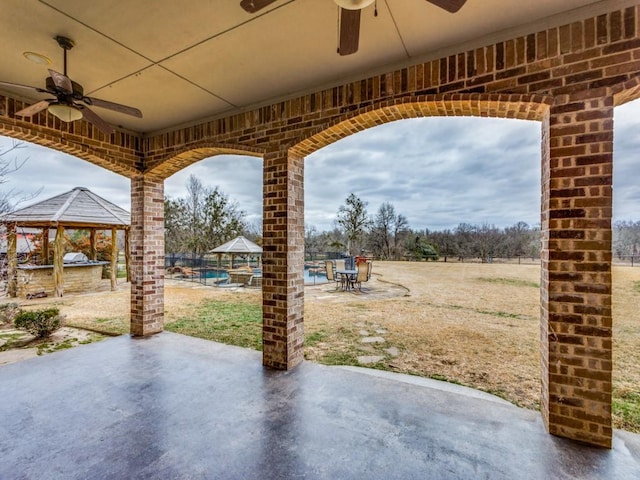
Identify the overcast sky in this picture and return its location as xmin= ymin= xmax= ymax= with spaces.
xmin=1 ymin=100 xmax=638 ymax=232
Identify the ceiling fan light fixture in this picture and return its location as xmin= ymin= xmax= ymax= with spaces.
xmin=48 ymin=103 xmax=83 ymax=122
xmin=334 ymin=0 xmax=375 ymax=10
xmin=23 ymin=51 xmax=52 ymax=65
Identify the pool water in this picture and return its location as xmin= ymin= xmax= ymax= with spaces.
xmin=194 ymin=267 xmax=327 ymax=285
xmin=202 ymin=269 xmax=230 ymax=280
xmin=304 ymin=266 xmax=327 ymax=284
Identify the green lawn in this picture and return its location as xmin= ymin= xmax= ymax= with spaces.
xmin=165 ymin=300 xmax=263 ymax=351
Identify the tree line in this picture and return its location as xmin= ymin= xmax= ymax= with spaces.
xmin=307 ymin=193 xmax=640 ymax=263
xmin=305 ymin=193 xmax=541 ymax=262
xmin=614 ymin=220 xmax=640 ymax=261
xmin=162 ymin=182 xmax=638 ymax=264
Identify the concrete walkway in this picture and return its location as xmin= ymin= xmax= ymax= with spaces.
xmin=0 ymin=332 xmax=638 ymax=479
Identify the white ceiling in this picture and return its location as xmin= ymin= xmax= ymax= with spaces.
xmin=0 ymin=0 xmax=619 ymax=134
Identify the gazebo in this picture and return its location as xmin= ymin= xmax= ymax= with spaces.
xmin=210 ymin=235 xmax=262 ymax=268
xmin=1 ymin=186 xmax=130 ymax=297
xmin=210 ymin=236 xmax=262 ymax=286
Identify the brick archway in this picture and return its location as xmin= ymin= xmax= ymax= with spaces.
xmin=291 ymin=93 xmax=551 ymax=157
xmin=0 ymin=117 xmax=142 ymax=178
xmin=145 ymin=144 xmax=264 ymax=180
xmin=284 ymin=89 xmax=621 ymax=448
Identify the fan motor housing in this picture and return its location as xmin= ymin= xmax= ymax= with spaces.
xmin=46 ymin=76 xmax=84 ymax=98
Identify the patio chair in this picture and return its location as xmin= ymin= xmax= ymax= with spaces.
xmin=324 ymin=260 xmax=342 ymax=290
xmin=351 ymin=262 xmax=370 ymax=292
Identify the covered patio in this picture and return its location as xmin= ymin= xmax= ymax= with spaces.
xmin=1 ymin=0 xmax=639 ymax=459
xmin=1 ymin=333 xmax=638 ymax=479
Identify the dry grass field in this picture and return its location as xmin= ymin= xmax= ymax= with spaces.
xmin=305 ymin=262 xmax=543 ymax=409
xmin=304 ymin=261 xmax=640 ymax=431
xmin=4 ymin=261 xmax=639 ymax=431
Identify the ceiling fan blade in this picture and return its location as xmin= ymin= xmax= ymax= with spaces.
xmin=79 ymin=105 xmax=115 ymax=135
xmin=15 ymin=100 xmax=51 ymax=117
xmin=48 ymin=69 xmax=73 ymax=93
xmin=339 ymin=8 xmax=361 ymax=56
xmin=240 ymin=0 xmax=278 ymax=13
xmin=426 ymin=0 xmax=467 ymax=13
xmin=0 ymin=80 xmax=48 ymax=94
xmin=83 ymin=97 xmax=143 ymax=118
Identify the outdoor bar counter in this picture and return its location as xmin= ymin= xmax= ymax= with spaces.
xmin=16 ymin=262 xmax=108 ymax=298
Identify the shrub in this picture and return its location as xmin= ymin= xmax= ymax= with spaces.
xmin=0 ymin=303 xmax=22 ymax=324
xmin=14 ymin=308 xmax=64 ymax=339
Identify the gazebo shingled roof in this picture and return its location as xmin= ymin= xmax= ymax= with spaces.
xmin=1 ymin=186 xmax=130 ymax=228
xmin=210 ymin=235 xmax=262 ymax=255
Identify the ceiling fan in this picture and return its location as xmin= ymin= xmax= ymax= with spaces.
xmin=0 ymin=36 xmax=142 ymax=135
xmin=240 ymin=0 xmax=467 ymax=56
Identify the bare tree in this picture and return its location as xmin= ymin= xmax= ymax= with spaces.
xmin=0 ymin=140 xmax=41 ymax=214
xmin=370 ymin=202 xmax=410 ymax=259
xmin=304 ymin=224 xmax=324 ymax=260
xmin=614 ymin=220 xmax=640 ymax=261
xmin=336 ymin=193 xmax=371 ymax=256
xmin=243 ymin=220 xmax=263 ymax=245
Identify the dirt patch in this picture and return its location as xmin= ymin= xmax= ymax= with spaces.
xmin=0 ymin=324 xmax=105 ymax=367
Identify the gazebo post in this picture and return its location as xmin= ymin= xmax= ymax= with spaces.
xmin=53 ymin=225 xmax=64 ymax=297
xmin=7 ymin=222 xmax=17 ymax=297
xmin=42 ymin=227 xmax=50 ymax=264
xmin=124 ymin=228 xmax=131 ymax=283
xmin=110 ymin=227 xmax=118 ymax=291
xmin=89 ymin=228 xmax=97 ymax=261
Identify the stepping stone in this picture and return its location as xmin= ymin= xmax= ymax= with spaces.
xmin=384 ymin=346 xmax=399 ymax=357
xmin=358 ymin=330 xmax=369 ymax=336
xmin=357 ymin=355 xmax=384 ymax=364
xmin=361 ymin=336 xmax=385 ymax=344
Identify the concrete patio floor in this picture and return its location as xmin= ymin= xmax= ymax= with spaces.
xmin=1 ymin=332 xmax=639 ymax=479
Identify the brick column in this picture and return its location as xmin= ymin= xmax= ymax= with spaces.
xmin=541 ymin=92 xmax=613 ymax=447
xmin=262 ymin=149 xmax=305 ymax=369
xmin=130 ymin=174 xmax=164 ymax=336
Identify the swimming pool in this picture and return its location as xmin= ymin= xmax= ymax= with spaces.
xmin=185 ymin=266 xmax=327 ymax=285
xmin=304 ymin=265 xmax=327 ymax=284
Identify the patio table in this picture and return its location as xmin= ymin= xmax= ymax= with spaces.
xmin=335 ymin=269 xmax=357 ymax=291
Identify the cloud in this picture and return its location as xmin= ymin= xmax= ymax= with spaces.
xmin=305 ymin=116 xmax=543 ymax=230
xmin=0 ymin=99 xmax=638 ymax=233
xmin=0 ymin=140 xmax=131 ymax=210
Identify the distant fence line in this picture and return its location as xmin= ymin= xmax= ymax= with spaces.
xmin=614 ymin=255 xmax=640 ymax=267
xmin=165 ymin=254 xmax=260 ymax=270
xmin=165 ymin=254 xmax=637 ymax=270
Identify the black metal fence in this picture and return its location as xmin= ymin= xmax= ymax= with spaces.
xmin=165 ymin=254 xmax=262 ymax=287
